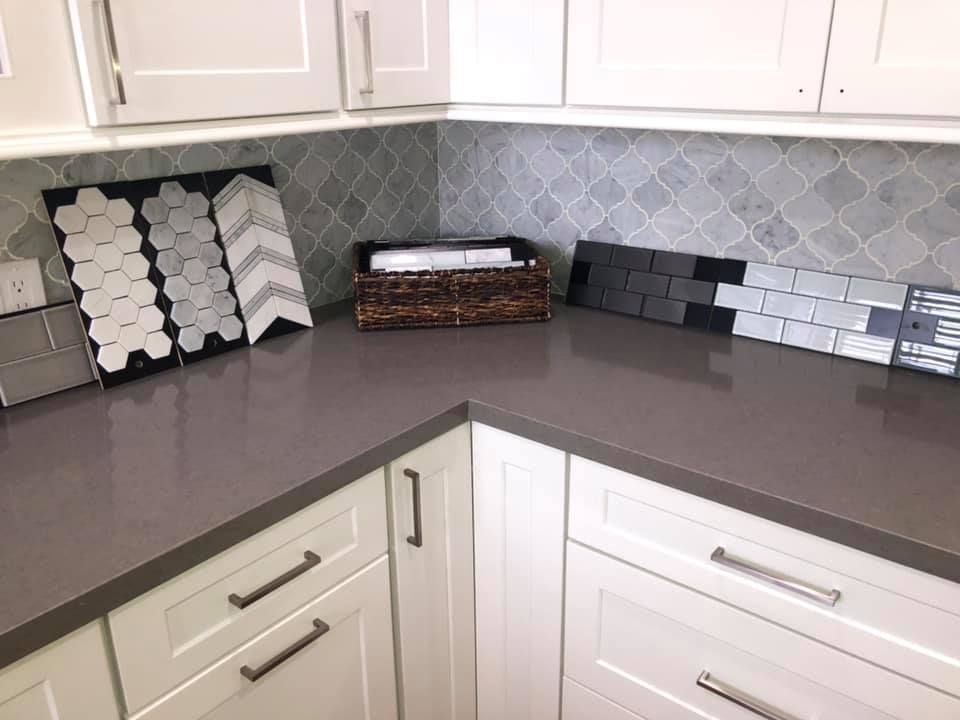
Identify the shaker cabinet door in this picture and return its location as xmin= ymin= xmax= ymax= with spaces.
xmin=566 ymin=0 xmax=834 ymax=113
xmin=388 ymin=424 xmax=476 ymax=720
xmin=472 ymin=423 xmax=566 ymax=720
xmin=68 ymin=0 xmax=341 ymax=125
xmin=339 ymin=0 xmax=449 ymax=109
xmin=449 ymin=0 xmax=564 ymax=105
xmin=822 ymin=0 xmax=960 ymax=117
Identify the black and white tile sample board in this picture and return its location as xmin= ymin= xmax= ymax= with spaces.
xmin=43 ymin=166 xmax=312 ymax=389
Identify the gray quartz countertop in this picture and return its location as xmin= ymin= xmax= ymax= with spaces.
xmin=2 ymin=299 xmax=960 ymax=668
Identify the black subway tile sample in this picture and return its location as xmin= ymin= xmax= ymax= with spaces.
xmin=601 ymin=289 xmax=645 ymax=316
xmin=668 ymin=277 xmax=716 ymax=305
xmin=695 ymin=257 xmax=747 ymax=285
xmin=642 ymin=297 xmax=687 ymax=325
xmin=588 ymin=265 xmax=628 ymax=290
xmin=683 ymin=303 xmax=713 ymax=330
xmin=627 ymin=271 xmax=670 ymax=297
xmin=611 ymin=246 xmax=653 ymax=272
xmin=574 ymin=240 xmax=614 ymax=265
xmin=566 ymin=283 xmax=603 ymax=308
xmin=652 ymin=251 xmax=697 ymax=278
xmin=570 ymin=260 xmax=591 ymax=285
xmin=709 ymin=307 xmax=737 ymax=334
xmin=866 ymin=308 xmax=903 ymax=339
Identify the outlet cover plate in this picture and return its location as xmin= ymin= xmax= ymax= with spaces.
xmin=0 ymin=258 xmax=48 ymax=315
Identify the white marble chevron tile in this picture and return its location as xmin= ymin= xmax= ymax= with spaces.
xmin=212 ymin=172 xmax=313 ymax=343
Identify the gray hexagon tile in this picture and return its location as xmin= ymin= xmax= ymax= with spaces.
xmin=42 ymin=183 xmax=179 ymax=388
xmin=139 ymin=176 xmax=247 ymax=359
xmin=437 ymin=122 xmax=960 ymax=293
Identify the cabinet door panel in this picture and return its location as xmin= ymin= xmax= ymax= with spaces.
xmin=0 ymin=623 xmax=119 ymax=720
xmin=0 ymin=0 xmax=87 ymax=135
xmin=472 ymin=423 xmax=565 ymax=720
xmin=388 ymin=425 xmax=476 ymax=720
xmin=450 ymin=0 xmax=564 ymax=105
xmin=70 ymin=0 xmax=340 ymax=125
xmin=566 ymin=0 xmax=833 ymax=112
xmin=340 ymin=0 xmax=449 ymax=109
xmin=822 ymin=0 xmax=960 ymax=116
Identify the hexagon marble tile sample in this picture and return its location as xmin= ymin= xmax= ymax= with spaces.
xmin=140 ymin=176 xmax=247 ymax=360
xmin=43 ymin=185 xmax=179 ymax=388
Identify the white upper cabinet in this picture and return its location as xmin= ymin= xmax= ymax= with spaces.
xmin=566 ymin=0 xmax=834 ymax=113
xmin=387 ymin=426 xmax=476 ymax=720
xmin=0 ymin=0 xmax=87 ymax=136
xmin=339 ymin=0 xmax=449 ymax=109
xmin=449 ymin=0 xmax=564 ymax=105
xmin=822 ymin=0 xmax=960 ymax=117
xmin=68 ymin=0 xmax=341 ymax=126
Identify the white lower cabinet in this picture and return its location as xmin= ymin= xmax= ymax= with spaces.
xmin=0 ymin=622 xmax=120 ymax=720
xmin=387 ymin=425 xmax=476 ymax=720
xmin=562 ymin=678 xmax=644 ymax=720
xmin=132 ymin=556 xmax=398 ymax=720
xmin=471 ymin=423 xmax=566 ymax=720
xmin=564 ymin=542 xmax=959 ymax=720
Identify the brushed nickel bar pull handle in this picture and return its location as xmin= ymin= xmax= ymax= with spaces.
xmin=405 ymin=468 xmax=423 ymax=547
xmin=95 ymin=0 xmax=126 ymax=105
xmin=240 ymin=618 xmax=330 ymax=682
xmin=228 ymin=550 xmax=322 ymax=609
xmin=711 ymin=547 xmax=841 ymax=607
xmin=355 ymin=10 xmax=375 ymax=94
xmin=697 ymin=671 xmax=799 ymax=720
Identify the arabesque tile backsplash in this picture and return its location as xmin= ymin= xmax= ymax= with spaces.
xmin=0 ymin=124 xmax=439 ymax=307
xmin=4 ymin=120 xmax=960 ymax=309
xmin=437 ymin=122 xmax=960 ymax=294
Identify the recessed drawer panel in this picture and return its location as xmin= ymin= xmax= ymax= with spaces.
xmin=132 ymin=556 xmax=397 ymax=720
xmin=562 ymin=678 xmax=647 ymax=720
xmin=564 ymin=542 xmax=959 ymax=720
xmin=110 ymin=470 xmax=388 ymax=711
xmin=569 ymin=456 xmax=960 ymax=695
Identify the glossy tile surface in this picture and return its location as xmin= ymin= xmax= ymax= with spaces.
xmin=5 ymin=302 xmax=960 ymax=671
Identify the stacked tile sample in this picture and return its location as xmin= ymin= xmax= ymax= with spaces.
xmin=208 ymin=167 xmax=312 ymax=343
xmin=0 ymin=304 xmax=96 ymax=406
xmin=565 ymin=240 xmax=960 ymax=374
xmin=42 ymin=166 xmax=312 ymax=390
xmin=895 ymin=288 xmax=960 ymax=377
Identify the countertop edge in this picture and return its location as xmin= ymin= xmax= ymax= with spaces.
xmin=3 ymin=397 xmax=959 ymax=670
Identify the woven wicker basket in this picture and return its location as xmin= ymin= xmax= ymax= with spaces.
xmin=352 ymin=239 xmax=551 ymax=330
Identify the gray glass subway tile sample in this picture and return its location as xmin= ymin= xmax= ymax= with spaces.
xmin=588 ymin=264 xmax=628 ymax=290
xmin=562 ymin=239 xmax=960 ymax=379
xmin=611 ymin=246 xmax=653 ymax=271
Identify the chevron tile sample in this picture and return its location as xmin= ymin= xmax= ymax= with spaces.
xmin=207 ymin=166 xmax=313 ymax=344
xmin=43 ymin=183 xmax=180 ymax=388
xmin=140 ymin=175 xmax=247 ymax=362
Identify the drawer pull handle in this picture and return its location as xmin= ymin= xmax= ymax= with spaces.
xmin=355 ymin=10 xmax=375 ymax=94
xmin=405 ymin=468 xmax=423 ymax=548
xmin=240 ymin=618 xmax=330 ymax=682
xmin=710 ymin=547 xmax=841 ymax=607
xmin=697 ymin=671 xmax=799 ymax=720
xmin=228 ymin=550 xmax=322 ymax=609
xmin=95 ymin=0 xmax=127 ymax=105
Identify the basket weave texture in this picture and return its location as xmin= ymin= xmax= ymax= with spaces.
xmin=352 ymin=243 xmax=551 ymax=330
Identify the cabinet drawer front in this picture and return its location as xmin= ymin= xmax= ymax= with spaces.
xmin=134 ymin=556 xmax=397 ymax=720
xmin=562 ymin=678 xmax=647 ymax=720
xmin=111 ymin=470 xmax=388 ymax=711
xmin=569 ymin=456 xmax=960 ymax=694
xmin=0 ymin=622 xmax=119 ymax=720
xmin=564 ymin=543 xmax=958 ymax=720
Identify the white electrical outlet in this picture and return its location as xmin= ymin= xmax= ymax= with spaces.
xmin=0 ymin=258 xmax=48 ymax=314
